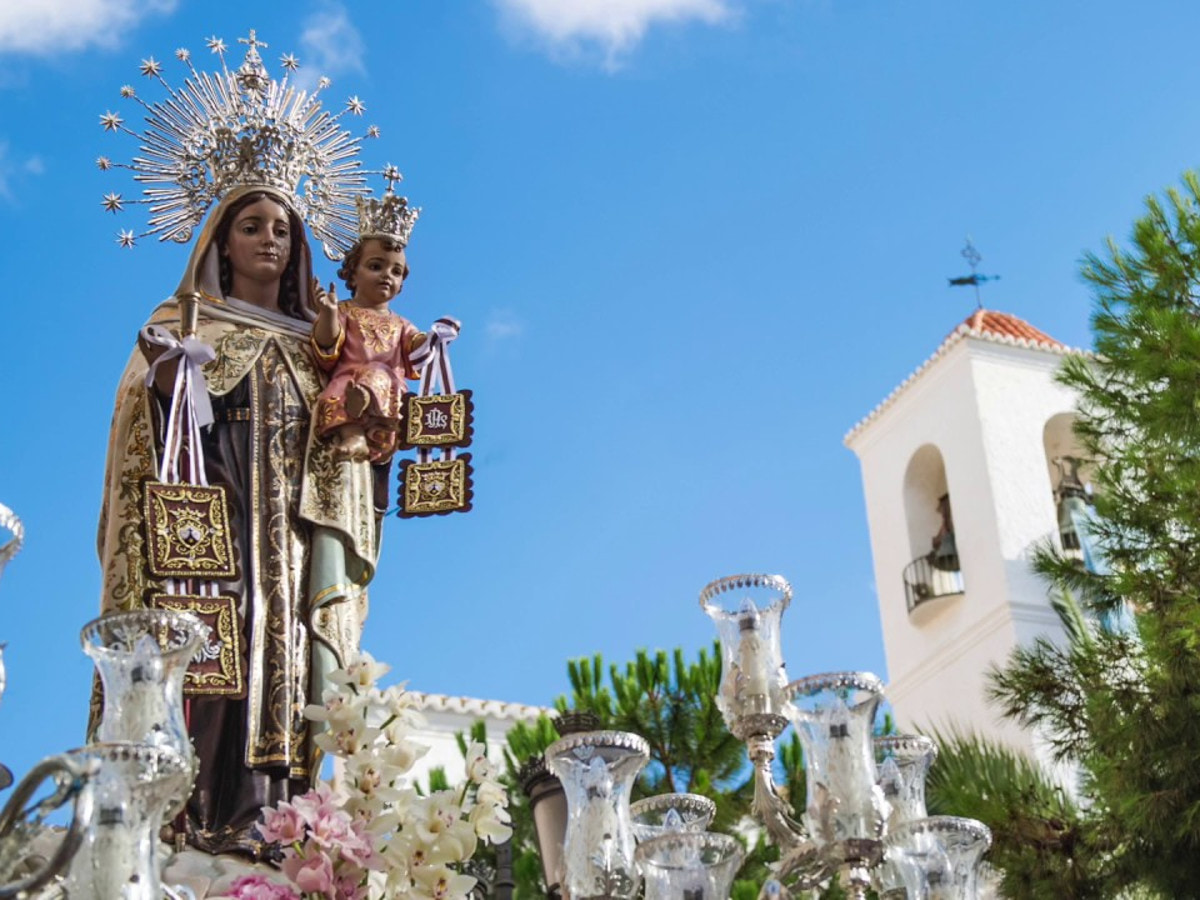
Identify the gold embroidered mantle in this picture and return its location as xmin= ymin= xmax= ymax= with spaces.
xmin=97 ymin=297 xmax=377 ymax=776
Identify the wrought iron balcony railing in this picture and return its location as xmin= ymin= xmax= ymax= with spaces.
xmin=902 ymin=553 xmax=964 ymax=613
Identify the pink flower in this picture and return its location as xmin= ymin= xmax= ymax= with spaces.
xmin=337 ymin=822 xmax=381 ymax=869
xmin=308 ymin=805 xmax=355 ymax=852
xmin=259 ymin=801 xmax=306 ymax=844
xmin=335 ymin=871 xmax=369 ymax=900
xmin=281 ymin=847 xmax=336 ymax=895
xmin=228 ymin=874 xmax=302 ymax=900
xmin=292 ymin=783 xmax=341 ymax=827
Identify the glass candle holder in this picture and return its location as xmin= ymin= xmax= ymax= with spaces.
xmin=786 ymin=671 xmax=888 ymax=847
xmin=546 ymin=730 xmax=649 ymax=900
xmin=700 ymin=574 xmax=791 ymax=735
xmin=637 ymin=831 xmax=745 ymax=900
xmin=63 ymin=742 xmax=191 ymax=900
xmin=875 ymin=734 xmax=937 ymax=832
xmin=881 ymin=816 xmax=992 ymax=900
xmin=81 ymin=608 xmax=203 ymax=811
xmin=630 ymin=793 xmax=717 ymax=842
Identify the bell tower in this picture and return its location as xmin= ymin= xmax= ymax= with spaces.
xmin=845 ymin=309 xmax=1089 ymax=751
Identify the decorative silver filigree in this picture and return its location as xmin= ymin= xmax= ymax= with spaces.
xmin=97 ymin=29 xmax=383 ymax=260
xmin=699 ymin=572 xmax=793 ymax=611
xmin=0 ymin=504 xmax=23 ymax=584
xmin=0 ymin=753 xmax=97 ymax=898
xmin=356 ymin=167 xmax=420 ymax=247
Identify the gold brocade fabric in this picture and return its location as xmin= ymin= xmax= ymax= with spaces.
xmin=97 ymin=298 xmax=377 ymax=777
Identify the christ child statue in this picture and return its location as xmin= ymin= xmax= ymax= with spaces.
xmin=311 ymin=235 xmax=426 ymax=462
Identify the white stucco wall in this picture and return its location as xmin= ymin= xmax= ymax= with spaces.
xmin=404 ymin=692 xmax=552 ymax=788
xmin=846 ymin=334 xmax=1081 ymax=752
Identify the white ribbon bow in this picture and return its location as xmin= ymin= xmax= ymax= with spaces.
xmin=411 ymin=316 xmax=461 ymax=372
xmin=140 ymin=324 xmax=217 ymax=428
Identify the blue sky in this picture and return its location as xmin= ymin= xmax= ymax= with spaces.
xmin=0 ymin=0 xmax=1193 ymax=779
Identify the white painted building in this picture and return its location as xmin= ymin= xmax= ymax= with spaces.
xmin=404 ymin=690 xmax=553 ymax=786
xmin=845 ymin=309 xmax=1089 ymax=753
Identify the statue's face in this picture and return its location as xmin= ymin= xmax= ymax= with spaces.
xmin=353 ymin=239 xmax=407 ymax=307
xmin=222 ymin=197 xmax=292 ymax=285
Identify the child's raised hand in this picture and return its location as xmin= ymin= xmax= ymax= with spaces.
xmin=311 ymin=280 xmax=344 ymax=353
xmin=313 ymin=280 xmax=340 ymax=314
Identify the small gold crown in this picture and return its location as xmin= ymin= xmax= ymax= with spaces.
xmin=97 ymin=30 xmax=381 ymax=260
xmin=356 ymin=167 xmax=420 ymax=247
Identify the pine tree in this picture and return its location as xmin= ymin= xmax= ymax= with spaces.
xmin=936 ymin=172 xmax=1200 ymax=897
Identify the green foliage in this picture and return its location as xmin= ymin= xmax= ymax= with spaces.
xmin=925 ymin=728 xmax=1101 ymax=899
xmin=501 ymin=714 xmax=560 ymax=775
xmin=565 ymin=645 xmax=746 ymax=797
xmin=931 ymin=171 xmax=1200 ymax=897
xmin=426 ymin=766 xmax=450 ymax=793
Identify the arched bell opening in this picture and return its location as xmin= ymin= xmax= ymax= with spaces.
xmin=901 ymin=444 xmax=964 ymax=614
xmin=1042 ymin=413 xmax=1098 ymax=568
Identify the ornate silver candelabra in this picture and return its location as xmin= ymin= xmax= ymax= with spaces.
xmin=0 ymin=501 xmax=206 ymax=897
xmin=525 ymin=573 xmax=997 ymax=900
xmin=701 ymin=573 xmax=993 ymax=900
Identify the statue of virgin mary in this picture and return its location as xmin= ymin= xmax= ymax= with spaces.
xmin=97 ymin=183 xmax=380 ymax=855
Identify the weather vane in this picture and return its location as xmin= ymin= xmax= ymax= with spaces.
xmin=948 ymin=236 xmax=1000 ymax=309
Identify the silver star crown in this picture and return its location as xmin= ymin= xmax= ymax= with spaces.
xmin=356 ymin=168 xmax=420 ymax=247
xmin=96 ymin=30 xmax=383 ymax=259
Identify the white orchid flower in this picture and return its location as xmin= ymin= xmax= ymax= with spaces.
xmin=412 ymin=864 xmax=477 ymax=900
xmin=329 ymin=651 xmax=391 ymax=690
xmin=464 ymin=742 xmax=496 ymax=783
xmin=470 ymin=800 xmax=514 ymax=844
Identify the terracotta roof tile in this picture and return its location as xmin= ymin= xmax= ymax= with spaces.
xmin=957 ymin=309 xmax=1064 ymax=347
xmin=845 ymin=309 xmax=1083 ymax=445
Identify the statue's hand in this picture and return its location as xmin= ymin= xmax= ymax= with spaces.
xmin=138 ymin=329 xmax=179 ymax=395
xmin=313 ymin=280 xmax=340 ymax=315
xmin=312 ymin=281 xmax=343 ymax=354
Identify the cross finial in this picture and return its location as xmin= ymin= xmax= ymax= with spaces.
xmin=961 ymin=236 xmax=982 ymax=273
xmin=381 ymin=164 xmax=403 ymax=193
xmin=239 ymin=31 xmax=268 ymax=53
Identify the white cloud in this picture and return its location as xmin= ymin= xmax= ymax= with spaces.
xmin=485 ymin=310 xmax=524 ymax=344
xmin=0 ymin=142 xmax=44 ymax=204
xmin=0 ymin=145 xmax=13 ymax=203
xmin=294 ymin=3 xmax=366 ymax=92
xmin=494 ymin=0 xmax=734 ymax=67
xmin=0 ymin=0 xmax=175 ymax=56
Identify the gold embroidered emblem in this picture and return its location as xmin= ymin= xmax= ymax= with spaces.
xmin=142 ymin=482 xmax=237 ymax=579
xmin=397 ymin=454 xmax=474 ymax=518
xmin=151 ymin=593 xmax=246 ymax=698
xmin=401 ymin=390 xmax=474 ymax=448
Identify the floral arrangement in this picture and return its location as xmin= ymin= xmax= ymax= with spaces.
xmin=230 ymin=652 xmax=511 ymax=900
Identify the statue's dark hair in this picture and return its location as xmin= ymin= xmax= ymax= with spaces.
xmin=337 ymin=236 xmax=410 ymax=294
xmin=215 ymin=191 xmax=308 ymax=319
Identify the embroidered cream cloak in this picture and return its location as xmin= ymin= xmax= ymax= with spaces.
xmin=96 ymin=186 xmax=378 ymax=779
